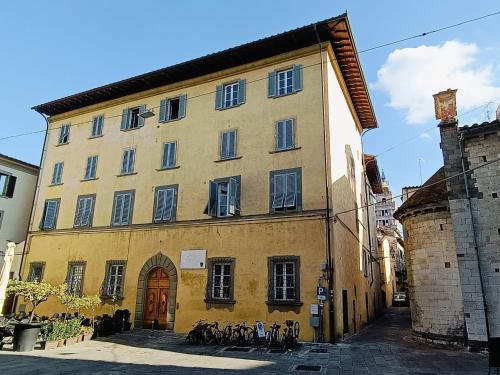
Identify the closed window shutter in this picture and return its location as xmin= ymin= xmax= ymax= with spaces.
xmin=268 ymin=72 xmax=277 ymax=97
xmin=128 ymin=150 xmax=135 ymax=172
xmin=276 ymin=121 xmax=284 ymax=150
xmin=90 ymin=156 xmax=98 ymax=177
xmin=122 ymin=151 xmax=129 ymax=173
xmin=57 ymin=163 xmax=64 ymax=183
xmin=272 ymin=174 xmax=285 ymax=209
xmin=113 ymin=195 xmax=124 ymax=225
xmin=229 ymin=131 xmax=236 ymax=158
xmin=237 ymin=79 xmax=246 ymax=104
xmin=207 ymin=180 xmax=218 ymax=216
xmin=5 ymin=176 xmax=16 ymax=198
xmin=154 ymin=189 xmax=166 ymax=221
xmin=228 ymin=177 xmax=240 ymax=215
xmin=138 ymin=105 xmax=146 ymax=127
xmin=82 ymin=197 xmax=93 ymax=225
xmin=179 ymin=94 xmax=187 ymax=118
xmin=52 ymin=164 xmax=59 ymax=184
xmin=159 ymin=99 xmax=168 ymax=122
xmin=285 ymin=119 xmax=294 ymax=148
xmin=163 ymin=188 xmax=174 ymax=220
xmin=91 ymin=117 xmax=98 ymax=135
xmin=43 ymin=201 xmax=58 ymax=229
xmin=75 ymin=198 xmax=85 ymax=226
xmin=120 ymin=109 xmax=130 ymax=130
xmin=215 ymin=85 xmax=223 ymax=110
xmin=169 ymin=142 xmax=176 ymax=167
xmin=293 ymin=64 xmax=303 ymax=92
xmin=85 ymin=157 xmax=92 ymax=179
xmin=98 ymin=115 xmax=104 ymax=134
xmin=121 ymin=194 xmax=131 ymax=224
xmin=284 ymin=173 xmax=297 ymax=207
xmin=221 ymin=132 xmax=228 ymax=159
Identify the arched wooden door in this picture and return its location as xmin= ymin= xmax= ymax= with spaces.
xmin=143 ymin=267 xmax=169 ymax=329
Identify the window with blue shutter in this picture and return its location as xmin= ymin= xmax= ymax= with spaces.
xmin=159 ymin=95 xmax=187 ymax=122
xmin=270 ymin=168 xmax=302 ymax=212
xmin=216 ymin=81 xmax=246 ymax=110
xmin=51 ymin=162 xmax=64 ymax=184
xmin=276 ymin=119 xmax=294 ymax=150
xmin=41 ymin=199 xmax=60 ymax=230
xmin=58 ymin=124 xmax=70 ymax=144
xmin=84 ymin=156 xmax=98 ymax=179
xmin=203 ymin=176 xmax=241 ymax=218
xmin=74 ymin=195 xmax=95 ymax=227
xmin=120 ymin=106 xmax=145 ymax=131
xmin=91 ymin=115 xmax=104 ymax=137
xmin=121 ymin=149 xmax=135 ymax=174
xmin=220 ymin=130 xmax=237 ymax=159
xmin=153 ymin=185 xmax=178 ymax=222
xmin=161 ymin=142 xmax=177 ymax=169
xmin=112 ymin=191 xmax=134 ymax=226
xmin=269 ymin=64 xmax=303 ymax=98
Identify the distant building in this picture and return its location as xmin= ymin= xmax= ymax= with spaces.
xmin=0 ymin=154 xmax=39 ymax=314
xmin=375 ymin=173 xmax=398 ymax=230
xmin=395 ymin=89 xmax=500 ymax=348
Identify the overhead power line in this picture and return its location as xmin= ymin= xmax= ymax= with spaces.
xmin=1 ymin=10 xmax=499 ymax=144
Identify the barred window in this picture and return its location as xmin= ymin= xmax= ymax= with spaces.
xmin=206 ymin=258 xmax=235 ymax=304
xmin=28 ymin=262 xmax=45 ymax=282
xmin=268 ymin=256 xmax=300 ymax=305
xmin=104 ymin=261 xmax=126 ymax=297
xmin=67 ymin=262 xmax=85 ymax=296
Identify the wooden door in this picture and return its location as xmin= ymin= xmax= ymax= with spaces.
xmin=143 ymin=267 xmax=169 ymax=329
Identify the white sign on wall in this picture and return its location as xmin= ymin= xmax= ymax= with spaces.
xmin=180 ymin=249 xmax=207 ymax=269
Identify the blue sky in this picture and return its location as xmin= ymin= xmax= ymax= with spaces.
xmin=1 ymin=0 xmax=499 ymax=201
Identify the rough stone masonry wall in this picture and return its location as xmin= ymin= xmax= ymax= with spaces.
xmin=403 ymin=209 xmax=464 ymax=340
xmin=439 ymin=122 xmax=489 ymax=345
xmin=464 ymin=130 xmax=500 ymax=338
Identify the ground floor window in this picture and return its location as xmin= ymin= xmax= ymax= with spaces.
xmin=104 ymin=261 xmax=127 ymax=297
xmin=67 ymin=262 xmax=86 ymax=296
xmin=267 ymin=256 xmax=300 ymax=305
xmin=206 ymin=258 xmax=235 ymax=303
xmin=28 ymin=262 xmax=45 ymax=282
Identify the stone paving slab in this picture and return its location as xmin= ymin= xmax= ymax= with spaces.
xmin=0 ymin=308 xmax=490 ymax=374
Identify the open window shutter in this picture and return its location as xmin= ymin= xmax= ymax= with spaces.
xmin=5 ymin=175 xmax=16 ymax=198
xmin=90 ymin=156 xmax=97 ymax=177
xmin=120 ymin=109 xmax=130 ymax=130
xmin=159 ymin=99 xmax=168 ymax=122
xmin=121 ymin=194 xmax=131 ymax=224
xmin=229 ymin=131 xmax=236 ymax=158
xmin=163 ymin=189 xmax=174 ymax=220
xmin=228 ymin=178 xmax=239 ymax=215
xmin=44 ymin=201 xmax=57 ymax=229
xmin=75 ymin=199 xmax=85 ymax=226
xmin=208 ymin=180 xmax=218 ymax=217
xmin=276 ymin=121 xmax=284 ymax=150
xmin=215 ymin=85 xmax=223 ymax=110
xmin=82 ymin=198 xmax=93 ymax=225
xmin=284 ymin=173 xmax=297 ymax=207
xmin=293 ymin=64 xmax=303 ymax=92
xmin=272 ymin=174 xmax=285 ymax=209
xmin=237 ymin=79 xmax=246 ymax=104
xmin=179 ymin=94 xmax=187 ymax=118
xmin=138 ymin=105 xmax=146 ymax=127
xmin=268 ymin=72 xmax=277 ymax=97
xmin=154 ymin=189 xmax=166 ymax=221
xmin=113 ymin=195 xmax=123 ymax=225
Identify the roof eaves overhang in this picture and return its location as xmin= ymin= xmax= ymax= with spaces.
xmin=363 ymin=154 xmax=383 ymax=194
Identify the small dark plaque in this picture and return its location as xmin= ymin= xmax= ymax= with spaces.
xmin=294 ymin=365 xmax=322 ymax=372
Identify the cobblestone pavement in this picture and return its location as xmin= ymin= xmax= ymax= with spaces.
xmin=0 ymin=308 xmax=489 ymax=374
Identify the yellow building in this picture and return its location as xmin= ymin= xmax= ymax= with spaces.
xmin=22 ymin=14 xmax=381 ymax=342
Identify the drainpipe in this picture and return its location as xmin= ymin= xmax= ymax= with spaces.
xmin=313 ymin=23 xmax=335 ymax=343
xmin=458 ymin=132 xmax=490 ymax=341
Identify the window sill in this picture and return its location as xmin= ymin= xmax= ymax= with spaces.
xmin=120 ymin=126 xmax=142 ymax=132
xmin=88 ymin=134 xmax=104 ymax=139
xmin=270 ymin=91 xmax=300 ymax=99
xmin=81 ymin=177 xmax=99 ymax=182
xmin=266 ymin=300 xmax=303 ymax=307
xmin=204 ymin=299 xmax=236 ymax=305
xmin=101 ymin=295 xmax=124 ymax=301
xmin=156 ymin=166 xmax=180 ymax=171
xmin=269 ymin=147 xmax=301 ymax=154
xmin=116 ymin=172 xmax=138 ymax=177
xmin=159 ymin=117 xmax=184 ymax=124
xmin=55 ymin=142 xmax=69 ymax=147
xmin=214 ymin=156 xmax=242 ymax=163
xmin=49 ymin=183 xmax=63 ymax=187
xmin=217 ymin=103 xmax=244 ymax=111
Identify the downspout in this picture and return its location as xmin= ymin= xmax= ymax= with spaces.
xmin=458 ymin=132 xmax=490 ymax=341
xmin=313 ymin=23 xmax=335 ymax=343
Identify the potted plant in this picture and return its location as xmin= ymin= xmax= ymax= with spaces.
xmin=80 ymin=295 xmax=101 ymax=339
xmin=41 ymin=319 xmax=66 ymax=349
xmin=64 ymin=319 xmax=82 ymax=345
xmin=6 ymin=280 xmax=57 ymax=352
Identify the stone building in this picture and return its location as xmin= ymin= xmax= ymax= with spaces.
xmin=375 ymin=173 xmax=398 ymax=230
xmin=395 ymin=89 xmax=500 ymax=348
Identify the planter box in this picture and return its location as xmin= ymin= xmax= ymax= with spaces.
xmin=57 ymin=339 xmax=65 ymax=347
xmin=76 ymin=334 xmax=84 ymax=343
xmin=65 ymin=337 xmax=78 ymax=346
xmin=43 ymin=340 xmax=59 ymax=350
xmin=82 ymin=333 xmax=92 ymax=342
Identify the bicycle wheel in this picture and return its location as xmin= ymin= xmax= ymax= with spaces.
xmin=185 ymin=331 xmax=194 ymax=345
xmin=293 ymin=321 xmax=300 ymax=339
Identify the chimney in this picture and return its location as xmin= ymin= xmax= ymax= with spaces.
xmin=496 ymin=104 xmax=500 ymax=121
xmin=433 ymin=89 xmax=457 ymax=124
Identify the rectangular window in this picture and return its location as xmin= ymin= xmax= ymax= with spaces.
xmin=270 ymin=168 xmax=302 ymax=212
xmin=41 ymin=199 xmax=60 ymax=230
xmin=58 ymin=124 xmax=70 ymax=144
xmin=67 ymin=262 xmax=85 ymax=296
xmin=161 ymin=142 xmax=177 ymax=169
xmin=159 ymin=95 xmax=187 ymax=122
xmin=84 ymin=155 xmax=98 ymax=180
xmin=268 ymin=65 xmax=303 ymax=98
xmin=268 ymin=256 xmax=300 ymax=304
xmin=51 ymin=162 xmax=64 ymax=184
xmin=220 ymin=130 xmax=237 ymax=160
xmin=0 ymin=172 xmax=16 ymax=198
xmin=112 ymin=191 xmax=134 ymax=226
xmin=28 ymin=262 xmax=45 ymax=282
xmin=91 ymin=115 xmax=104 ymax=137
xmin=206 ymin=258 xmax=235 ymax=303
xmin=215 ymin=80 xmax=246 ymax=110
xmin=120 ymin=105 xmax=145 ymax=131
xmin=104 ymin=261 xmax=126 ymax=297
xmin=121 ymin=149 xmax=135 ymax=174
xmin=74 ymin=195 xmax=95 ymax=227
xmin=153 ymin=185 xmax=177 ymax=222
xmin=276 ymin=119 xmax=294 ymax=150
xmin=204 ymin=176 xmax=240 ymax=218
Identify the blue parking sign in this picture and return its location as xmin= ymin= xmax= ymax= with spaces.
xmin=317 ymin=286 xmax=326 ymax=300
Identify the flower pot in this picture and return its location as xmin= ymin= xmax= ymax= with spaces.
xmin=43 ymin=340 xmax=59 ymax=350
xmin=82 ymin=333 xmax=92 ymax=342
xmin=57 ymin=339 xmax=65 ymax=347
xmin=13 ymin=323 xmax=42 ymax=352
xmin=65 ymin=336 xmax=78 ymax=346
xmin=76 ymin=334 xmax=84 ymax=343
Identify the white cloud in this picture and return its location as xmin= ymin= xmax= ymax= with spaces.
xmin=373 ymin=41 xmax=500 ymax=124
xmin=419 ymin=132 xmax=431 ymax=140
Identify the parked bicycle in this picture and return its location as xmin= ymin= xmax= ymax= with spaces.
xmin=265 ymin=322 xmax=281 ymax=348
xmin=281 ymin=320 xmax=300 ymax=350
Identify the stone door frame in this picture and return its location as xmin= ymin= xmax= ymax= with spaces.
xmin=134 ymin=252 xmax=178 ymax=330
